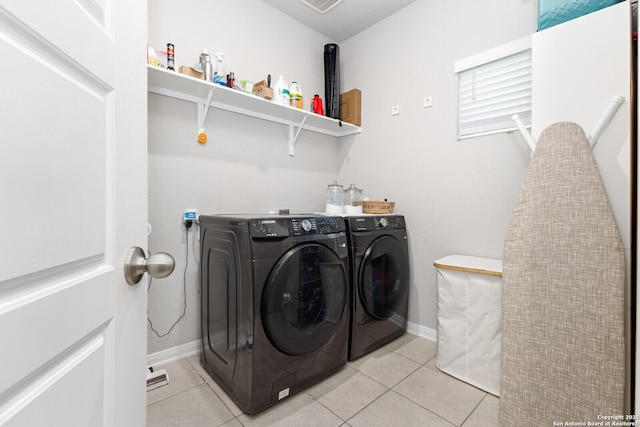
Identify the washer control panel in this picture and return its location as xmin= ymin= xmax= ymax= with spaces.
xmin=309 ymin=216 xmax=345 ymax=234
xmin=250 ymin=218 xmax=290 ymax=238
xmin=250 ymin=216 xmax=345 ymax=238
xmin=291 ymin=216 xmax=345 ymax=235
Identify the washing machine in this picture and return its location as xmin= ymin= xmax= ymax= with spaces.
xmin=199 ymin=214 xmax=349 ymax=414
xmin=346 ymin=215 xmax=410 ymax=360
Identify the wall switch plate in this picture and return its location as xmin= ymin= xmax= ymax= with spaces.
xmin=424 ymin=97 xmax=433 ymax=108
xmin=391 ymin=105 xmax=400 ymax=116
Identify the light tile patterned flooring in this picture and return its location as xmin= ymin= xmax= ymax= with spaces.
xmin=146 ymin=334 xmax=499 ymax=427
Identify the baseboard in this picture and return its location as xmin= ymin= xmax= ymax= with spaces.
xmin=146 ymin=339 xmax=201 ymax=368
xmin=146 ymin=324 xmax=436 ymax=368
xmin=407 ymin=321 xmax=437 ymax=343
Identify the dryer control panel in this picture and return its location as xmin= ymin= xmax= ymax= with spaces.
xmin=250 ymin=216 xmax=345 ymax=238
xmin=348 ymin=215 xmax=406 ymax=232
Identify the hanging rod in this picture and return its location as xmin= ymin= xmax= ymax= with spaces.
xmin=588 ymin=95 xmax=624 ymax=148
xmin=513 ymin=95 xmax=625 ymax=153
xmin=511 ymin=114 xmax=536 ymax=152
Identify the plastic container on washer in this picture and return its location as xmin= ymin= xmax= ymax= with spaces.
xmin=325 ymin=181 xmax=344 ymax=214
xmin=344 ymin=184 xmax=363 ymax=214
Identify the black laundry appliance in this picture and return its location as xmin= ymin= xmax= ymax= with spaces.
xmin=199 ymin=214 xmax=349 ymax=414
xmin=346 ymin=215 xmax=410 ymax=360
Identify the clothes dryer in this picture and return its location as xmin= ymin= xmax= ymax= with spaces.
xmin=199 ymin=214 xmax=349 ymax=414
xmin=346 ymin=215 xmax=410 ymax=360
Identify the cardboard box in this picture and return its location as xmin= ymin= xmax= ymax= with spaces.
xmin=253 ymin=80 xmax=274 ymax=100
xmin=340 ymin=89 xmax=361 ymax=126
xmin=178 ymin=65 xmax=204 ymax=80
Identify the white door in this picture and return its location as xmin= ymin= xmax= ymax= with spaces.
xmin=0 ymin=0 xmax=149 ymax=425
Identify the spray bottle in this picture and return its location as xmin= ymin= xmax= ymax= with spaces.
xmin=213 ymin=52 xmax=226 ymax=85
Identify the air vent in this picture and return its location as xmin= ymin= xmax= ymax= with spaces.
xmin=299 ymin=0 xmax=343 ymax=14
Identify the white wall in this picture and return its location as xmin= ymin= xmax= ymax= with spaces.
xmin=147 ymin=0 xmax=537 ymax=354
xmin=147 ymin=0 xmax=341 ymax=354
xmin=337 ymin=0 xmax=536 ymax=329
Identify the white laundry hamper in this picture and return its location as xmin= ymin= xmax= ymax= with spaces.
xmin=434 ymin=255 xmax=502 ymax=396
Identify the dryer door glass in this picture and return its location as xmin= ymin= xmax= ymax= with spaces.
xmin=359 ymin=235 xmax=409 ymax=320
xmin=262 ymin=243 xmax=347 ymax=356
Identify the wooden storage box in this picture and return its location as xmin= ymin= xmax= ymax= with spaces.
xmin=178 ymin=65 xmax=204 ymax=80
xmin=340 ymin=89 xmax=361 ymax=126
xmin=362 ymin=200 xmax=394 ymax=214
xmin=253 ymin=80 xmax=274 ymax=100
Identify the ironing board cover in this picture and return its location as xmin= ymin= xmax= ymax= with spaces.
xmin=500 ymin=122 xmax=625 ymax=425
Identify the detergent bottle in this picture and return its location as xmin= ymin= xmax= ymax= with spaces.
xmin=289 ymin=81 xmax=303 ymax=109
xmin=273 ymin=75 xmax=290 ymax=106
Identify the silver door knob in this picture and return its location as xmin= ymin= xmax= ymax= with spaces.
xmin=124 ymin=246 xmax=175 ymax=285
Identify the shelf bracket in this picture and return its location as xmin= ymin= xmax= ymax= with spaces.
xmin=196 ymin=88 xmax=214 ymax=143
xmin=288 ymin=116 xmax=307 ymax=156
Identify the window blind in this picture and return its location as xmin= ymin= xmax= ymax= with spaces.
xmin=454 ymin=37 xmax=532 ymax=140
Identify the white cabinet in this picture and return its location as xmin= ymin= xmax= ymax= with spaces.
xmin=147 ymin=65 xmax=361 ymax=155
xmin=531 ymin=1 xmax=632 ymax=411
xmin=531 ymin=1 xmax=630 ymax=250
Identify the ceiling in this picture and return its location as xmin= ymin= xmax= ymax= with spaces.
xmin=261 ymin=0 xmax=416 ymax=42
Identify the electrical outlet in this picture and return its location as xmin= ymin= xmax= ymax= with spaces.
xmin=183 ymin=209 xmax=198 ymax=223
xmin=424 ymin=96 xmax=433 ymax=108
xmin=391 ymin=105 xmax=400 ymax=116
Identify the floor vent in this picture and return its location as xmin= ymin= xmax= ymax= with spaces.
xmin=298 ymin=0 xmax=343 ymax=14
xmin=146 ymin=368 xmax=169 ymax=391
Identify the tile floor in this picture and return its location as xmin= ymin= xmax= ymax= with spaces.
xmin=146 ymin=334 xmax=499 ymax=427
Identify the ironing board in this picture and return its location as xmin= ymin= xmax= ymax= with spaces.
xmin=500 ymin=122 xmax=625 ymax=425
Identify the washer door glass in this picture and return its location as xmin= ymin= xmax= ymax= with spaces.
xmin=359 ymin=235 xmax=409 ymax=320
xmin=262 ymin=243 xmax=347 ymax=356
